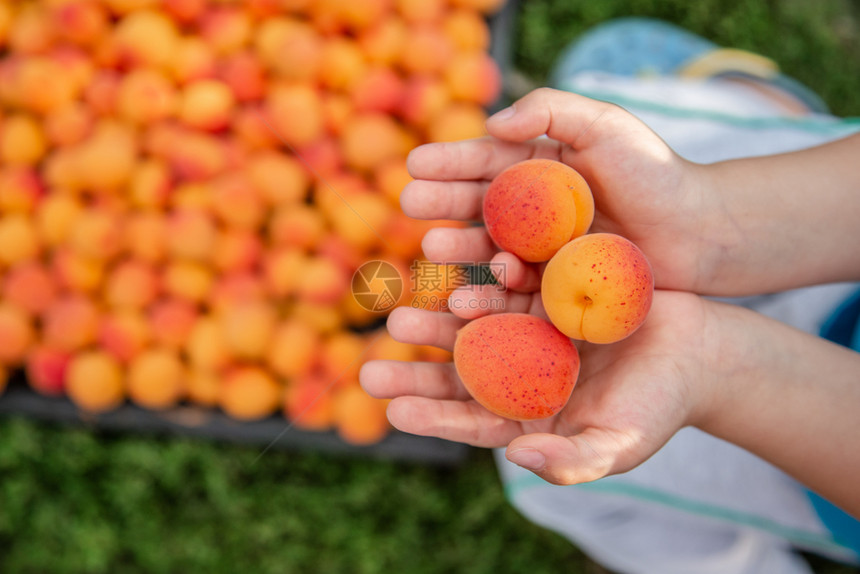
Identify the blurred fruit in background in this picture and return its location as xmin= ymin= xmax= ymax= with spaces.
xmin=0 ymin=0 xmax=501 ymax=445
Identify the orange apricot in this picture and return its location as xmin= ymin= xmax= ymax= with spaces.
xmin=541 ymin=233 xmax=655 ymax=344
xmin=0 ymin=303 xmax=35 ymax=365
xmin=127 ymin=348 xmax=186 ymax=410
xmin=453 ymin=313 xmax=580 ymax=421
xmin=219 ymin=367 xmax=281 ymax=421
xmin=483 ymin=158 xmax=594 ymax=262
xmin=284 ymin=374 xmax=336 ymax=432
xmin=66 ymin=350 xmax=125 ymax=413
xmin=333 ymin=385 xmax=390 ymax=445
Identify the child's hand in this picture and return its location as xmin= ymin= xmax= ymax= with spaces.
xmin=361 ymin=290 xmax=716 ymax=485
xmin=404 ymin=87 xmax=720 ymax=295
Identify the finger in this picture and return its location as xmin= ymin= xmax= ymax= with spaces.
xmin=386 ymin=396 xmax=523 ymax=448
xmin=406 ymin=137 xmax=563 ymax=182
xmin=486 ymin=87 xmax=621 ymax=149
xmin=422 ymin=226 xmax=496 ymax=264
xmin=359 ymin=360 xmax=470 ymax=401
xmin=490 ymin=251 xmax=542 ymax=293
xmin=504 ymin=429 xmax=627 ymax=485
xmin=386 ymin=306 xmax=467 ymax=351
xmin=447 ymin=284 xmax=538 ymax=320
xmin=400 ymin=179 xmax=487 ymax=221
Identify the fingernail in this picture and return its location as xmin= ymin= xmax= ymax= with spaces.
xmin=507 ymin=447 xmax=545 ymax=471
xmin=489 ymin=104 xmax=516 ymax=121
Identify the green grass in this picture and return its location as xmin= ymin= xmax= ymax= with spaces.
xmin=3 ymin=2 xmax=860 ymax=573
xmin=0 ymin=417 xmax=584 ymax=574
xmin=514 ymin=0 xmax=860 ymax=117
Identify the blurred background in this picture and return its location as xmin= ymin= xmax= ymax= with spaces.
xmin=1 ymin=0 xmax=860 ymax=573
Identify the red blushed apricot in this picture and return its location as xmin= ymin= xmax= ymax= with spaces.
xmin=26 ymin=344 xmax=72 ymax=397
xmin=541 ymin=233 xmax=654 ymax=344
xmin=283 ymin=373 xmax=335 ymax=432
xmin=453 ymin=313 xmax=580 ymax=421
xmin=483 ymin=159 xmax=595 ymax=263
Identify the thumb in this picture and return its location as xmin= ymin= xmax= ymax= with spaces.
xmin=504 ymin=430 xmax=624 ymax=485
xmin=485 ymin=87 xmax=620 ymax=148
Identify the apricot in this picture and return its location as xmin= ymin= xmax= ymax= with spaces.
xmin=268 ymin=204 xmax=326 ymax=250
xmin=374 ymin=157 xmax=413 ymax=205
xmin=127 ymin=348 xmax=186 ymax=410
xmin=351 ymin=66 xmax=404 ymax=115
xmin=452 ymin=313 xmax=580 ymax=421
xmin=42 ymin=294 xmax=100 ymax=352
xmin=166 ymin=208 xmax=218 ymax=261
xmin=296 ymin=256 xmax=350 ymax=305
xmin=98 ymin=310 xmax=150 ymax=363
xmin=265 ymin=82 xmax=324 ymax=148
xmin=65 ymin=350 xmax=125 ymax=413
xmin=217 ymin=51 xmax=266 ymax=102
xmin=0 ymin=214 xmax=40 ymax=266
xmin=357 ymin=17 xmax=407 ymax=66
xmin=319 ymin=37 xmax=367 ymax=92
xmin=0 ymin=114 xmax=47 ymax=166
xmin=124 ymin=211 xmax=167 ymax=264
xmin=2 ymin=262 xmax=58 ymax=316
xmin=444 ymin=51 xmax=502 ymax=107
xmin=112 ymin=9 xmax=179 ymax=69
xmin=212 ymin=229 xmax=262 ymax=273
xmin=443 ymin=9 xmax=491 ymax=52
xmin=35 ymin=193 xmax=80 ymax=247
xmin=218 ymin=301 xmax=278 ymax=361
xmin=0 ymin=167 xmax=43 ymax=214
xmin=483 ymin=159 xmax=595 ymax=263
xmin=541 ymin=233 xmax=655 ymax=344
xmin=51 ymin=249 xmax=104 ymax=293
xmin=398 ymin=24 xmax=454 ymax=75
xmin=245 ymin=151 xmax=309 ymax=206
xmin=341 ymin=113 xmax=415 ymax=171
xmin=170 ymin=36 xmax=216 ymax=85
xmin=284 ymin=374 xmax=335 ymax=432
xmin=44 ymin=107 xmax=90 ymax=152
xmin=218 ymin=367 xmax=281 ymax=421
xmin=186 ymin=317 xmax=230 ymax=371
xmin=186 ymin=369 xmax=220 ymax=408
xmin=254 ymin=17 xmax=323 ymax=82
xmin=116 ymin=68 xmax=177 ymax=124
xmin=333 ymin=384 xmax=390 ymax=445
xmin=211 ymin=272 xmax=266 ymax=310
xmin=199 ymin=7 xmax=251 ymax=56
xmin=209 ymin=172 xmax=266 ymax=230
xmin=0 ymin=303 xmax=35 ymax=365
xmin=26 ymin=344 xmax=72 ymax=396
xmin=292 ymin=301 xmax=342 ymax=334
xmin=267 ymin=318 xmax=321 ymax=379
xmin=68 ymin=208 xmax=124 ymax=261
xmin=163 ymin=260 xmax=214 ymax=304
xmin=320 ymin=330 xmax=365 ymax=383
xmin=177 ymin=79 xmax=235 ymax=131
xmin=426 ymin=102 xmax=487 ymax=143
xmin=105 ymin=259 xmax=159 ymax=309
xmin=148 ymin=298 xmax=198 ymax=350
xmin=398 ymin=76 xmax=451 ymax=130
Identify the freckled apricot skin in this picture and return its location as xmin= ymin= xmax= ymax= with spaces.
xmin=542 ymin=233 xmax=654 ymax=345
xmin=453 ymin=313 xmax=580 ymax=421
xmin=483 ymin=159 xmax=594 ymax=263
